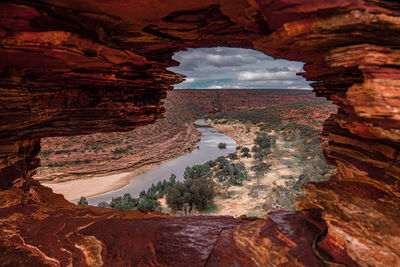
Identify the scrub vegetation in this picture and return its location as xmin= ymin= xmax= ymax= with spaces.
xmin=204 ymin=101 xmax=336 ymax=214
xmin=92 ymin=174 xmax=177 ymax=211
xmin=70 ymin=90 xmax=337 ymax=216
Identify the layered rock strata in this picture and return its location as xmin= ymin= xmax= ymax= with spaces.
xmin=0 ymin=185 xmax=329 ymax=266
xmin=36 ymin=89 xmax=325 ymax=184
xmin=0 ymin=0 xmax=399 ymax=265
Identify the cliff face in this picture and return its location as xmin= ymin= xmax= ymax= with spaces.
xmin=0 ymin=0 xmax=399 ymax=266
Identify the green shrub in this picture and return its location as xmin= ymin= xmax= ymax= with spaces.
xmin=251 ymin=162 xmax=271 ymax=176
xmin=205 ymin=160 xmax=217 ymax=168
xmin=253 ymin=150 xmax=269 ymax=161
xmin=166 ymin=178 xmax=216 ymax=212
xmin=77 ymin=196 xmax=88 ymax=206
xmin=242 ymin=151 xmax=251 ymax=158
xmin=241 ymin=147 xmax=250 ymax=153
xmin=169 ymin=174 xmax=177 ymax=185
xmin=165 ymin=182 xmax=186 ymax=211
xmin=137 ymin=198 xmax=162 ymax=211
xmin=218 ymin=143 xmax=227 ymax=149
xmin=227 ymin=153 xmax=238 ymax=160
xmin=40 ymin=149 xmax=52 ymax=157
xmin=55 ymin=149 xmax=70 ymax=155
xmin=106 ymin=192 xmax=163 ymax=212
xmin=183 ymin=164 xmax=211 ymax=180
xmin=112 ymin=148 xmax=126 ymax=156
xmin=166 ymin=164 xmax=216 ymax=212
xmin=48 ymin=161 xmax=66 ymax=167
xmin=215 ymin=162 xmax=246 ymax=185
xmin=109 ymin=193 xmax=139 ymax=210
xmin=216 ymin=156 xmax=226 ymax=162
xmin=254 ymin=134 xmax=272 ymax=149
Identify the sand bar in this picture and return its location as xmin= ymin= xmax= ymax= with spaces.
xmin=42 ymin=165 xmax=155 ymax=202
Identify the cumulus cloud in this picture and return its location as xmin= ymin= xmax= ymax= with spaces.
xmin=237 ymin=71 xmax=294 ymax=81
xmin=168 ymin=47 xmax=311 ymax=89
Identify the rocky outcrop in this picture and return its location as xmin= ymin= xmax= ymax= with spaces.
xmin=0 ymin=0 xmax=399 ymax=265
xmin=0 ymin=185 xmax=329 ymax=266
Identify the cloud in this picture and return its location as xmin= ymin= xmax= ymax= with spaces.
xmin=184 ymin=77 xmax=196 ymax=83
xmin=205 ymin=54 xmax=252 ymax=67
xmin=237 ymin=71 xmax=294 ymax=81
xmin=168 ymin=47 xmax=312 ymax=89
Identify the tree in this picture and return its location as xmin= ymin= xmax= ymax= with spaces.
xmin=109 ymin=193 xmax=139 ymax=210
xmin=169 ymin=174 xmax=176 ymax=185
xmin=77 ymin=196 xmax=88 ymax=206
xmin=166 ymin=182 xmax=187 ymax=211
xmin=166 ymin=178 xmax=216 ymax=212
xmin=183 ymin=164 xmax=211 ymax=180
xmin=188 ymin=178 xmax=216 ymax=210
xmin=137 ymin=198 xmax=161 ymax=211
xmin=240 ymin=147 xmax=251 ymax=157
xmin=228 ymin=153 xmax=238 ymax=160
xmin=205 ymin=160 xmax=217 ymax=167
xmin=216 ymin=156 xmax=229 ymax=169
xmin=166 ymin=164 xmax=216 ymax=213
xmin=218 ymin=143 xmax=227 ymax=149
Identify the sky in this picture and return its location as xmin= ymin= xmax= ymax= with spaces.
xmin=168 ymin=47 xmax=312 ymax=90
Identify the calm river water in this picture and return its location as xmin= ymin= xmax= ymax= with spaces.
xmin=87 ymin=119 xmax=237 ymax=205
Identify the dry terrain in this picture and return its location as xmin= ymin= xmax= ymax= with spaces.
xmin=36 ymin=90 xmax=328 ymax=200
xmin=158 ymin=99 xmax=337 ymax=217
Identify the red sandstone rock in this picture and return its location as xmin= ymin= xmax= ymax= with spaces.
xmin=1 ymin=0 xmax=400 ymax=265
xmin=0 ymin=185 xmax=330 ymax=266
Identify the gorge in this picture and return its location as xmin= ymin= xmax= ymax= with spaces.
xmin=86 ymin=119 xmax=237 ymax=206
xmin=1 ymin=0 xmax=400 ymax=266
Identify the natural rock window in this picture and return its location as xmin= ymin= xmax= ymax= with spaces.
xmin=0 ymin=1 xmax=399 ymax=266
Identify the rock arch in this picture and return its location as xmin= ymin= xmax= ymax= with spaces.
xmin=0 ymin=1 xmax=399 ymax=265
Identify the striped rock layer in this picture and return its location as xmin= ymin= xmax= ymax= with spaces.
xmin=0 ymin=0 xmax=399 ymax=266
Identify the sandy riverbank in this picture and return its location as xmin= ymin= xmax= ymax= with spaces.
xmin=206 ymin=120 xmax=299 ymax=216
xmin=42 ymin=164 xmax=157 ymax=202
xmin=40 ymin=124 xmax=202 ymax=202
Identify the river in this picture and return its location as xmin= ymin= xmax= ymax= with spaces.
xmin=87 ymin=119 xmax=237 ymax=205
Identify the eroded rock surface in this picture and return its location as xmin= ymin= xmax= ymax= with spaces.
xmin=0 ymin=185 xmax=330 ymax=266
xmin=0 ymin=0 xmax=399 ymax=266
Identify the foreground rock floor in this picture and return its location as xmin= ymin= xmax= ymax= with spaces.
xmin=1 ymin=184 xmax=353 ymax=266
